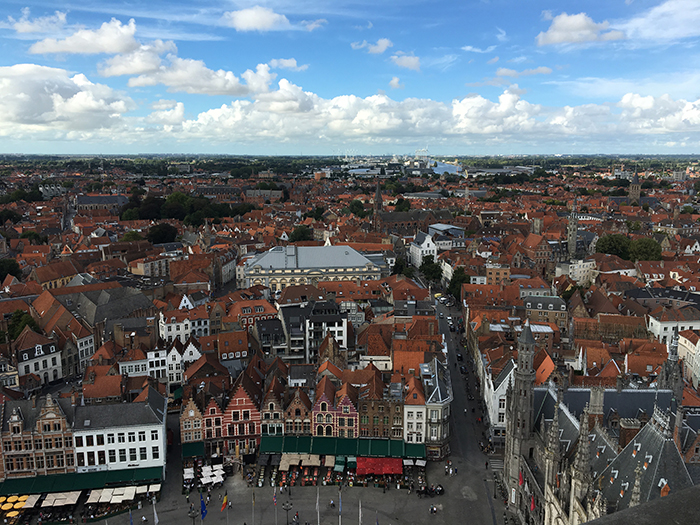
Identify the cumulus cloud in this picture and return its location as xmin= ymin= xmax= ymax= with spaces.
xmin=0 ymin=64 xmax=134 ymax=138
xmin=536 ymin=12 xmax=624 ymax=45
xmin=269 ymin=58 xmax=308 ymax=72
xmin=128 ymin=57 xmax=276 ymax=96
xmin=487 ymin=56 xmax=499 ymax=64
xmin=389 ymin=76 xmax=403 ymax=89
xmin=221 ymin=7 xmax=291 ymax=32
xmin=3 ymin=8 xmax=66 ymax=33
xmin=390 ymin=54 xmax=420 ymax=71
xmin=462 ymin=45 xmax=497 ymax=53
xmin=496 ymin=66 xmax=552 ymax=77
xmin=99 ymin=40 xmax=176 ymax=77
xmin=147 ymin=100 xmax=185 ymax=125
xmin=351 ymin=38 xmax=393 ymax=54
xmin=29 ymin=18 xmax=139 ymax=54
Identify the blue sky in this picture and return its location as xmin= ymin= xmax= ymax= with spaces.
xmin=1 ymin=0 xmax=700 ymax=155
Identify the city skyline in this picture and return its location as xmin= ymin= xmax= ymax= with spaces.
xmin=1 ymin=0 xmax=700 ymax=155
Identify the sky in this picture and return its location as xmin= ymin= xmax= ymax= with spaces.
xmin=1 ymin=0 xmax=700 ymax=156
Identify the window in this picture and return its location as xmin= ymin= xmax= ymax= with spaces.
xmin=109 ymin=450 xmax=116 ymax=463
xmin=86 ymin=435 xmax=94 ymax=447
xmin=140 ymin=447 xmax=147 ymax=460
xmin=151 ymin=430 xmax=158 ymax=441
xmin=75 ymin=436 xmax=83 ymax=448
xmin=76 ymin=453 xmax=85 ymax=467
xmin=119 ymin=449 xmax=126 ymax=462
xmin=243 ymin=411 xmax=250 ymax=420
xmin=342 ymin=406 xmax=350 ymax=414
xmin=118 ymin=433 xmax=125 ymax=443
xmin=87 ymin=451 xmax=95 ymax=466
xmin=152 ymin=447 xmax=159 ymax=459
xmin=139 ymin=431 xmax=146 ymax=442
xmin=129 ymin=448 xmax=137 ymax=461
xmin=55 ymin=437 xmax=62 ymax=448
xmin=128 ymin=432 xmax=136 ymax=443
xmin=98 ymin=451 xmax=106 ymax=465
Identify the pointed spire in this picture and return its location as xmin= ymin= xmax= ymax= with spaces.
xmin=547 ymin=402 xmax=561 ymax=456
xmin=573 ymin=405 xmax=590 ymax=477
xmin=669 ymin=326 xmax=679 ymax=363
xmin=518 ymin=320 xmax=536 ymax=347
xmin=629 ymin=463 xmax=643 ymax=508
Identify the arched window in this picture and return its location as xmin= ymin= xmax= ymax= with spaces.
xmin=321 ymin=402 xmax=327 ymax=412
xmin=317 ymin=414 xmax=323 ymax=423
xmin=325 ymin=426 xmax=333 ymax=436
xmin=326 ymin=414 xmax=332 ymax=423
xmin=316 ymin=425 xmax=323 ymax=436
xmin=295 ymin=408 xmax=301 ymax=417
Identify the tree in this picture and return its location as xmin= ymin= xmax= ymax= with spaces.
xmin=391 ymin=257 xmax=414 ymax=278
xmin=122 ymin=208 xmax=139 ymax=221
xmin=682 ymin=205 xmax=694 ymax=215
xmin=395 ymin=198 xmax=410 ymax=212
xmin=0 ymin=259 xmax=21 ymax=282
xmin=7 ymin=310 xmax=39 ymax=341
xmin=122 ymin=231 xmax=143 ymax=242
xmin=348 ymin=200 xmax=368 ymax=218
xmin=420 ymin=255 xmax=443 ymax=282
xmin=596 ymin=234 xmax=631 ymax=260
xmin=289 ymin=225 xmax=313 ymax=242
xmin=0 ymin=209 xmax=21 ymax=224
xmin=146 ymin=223 xmax=178 ymax=245
xmin=447 ymin=267 xmax=469 ymax=298
xmin=19 ymin=231 xmax=42 ymax=244
xmin=629 ymin=238 xmax=662 ymax=261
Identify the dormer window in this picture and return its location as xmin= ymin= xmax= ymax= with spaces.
xmin=321 ymin=402 xmax=328 ymax=412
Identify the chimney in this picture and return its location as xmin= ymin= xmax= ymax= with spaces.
xmin=31 ymin=395 xmax=36 ymax=408
xmin=616 ymin=374 xmax=625 ymax=393
xmin=71 ymin=391 xmax=77 ymax=406
xmin=619 ymin=418 xmax=641 ymax=448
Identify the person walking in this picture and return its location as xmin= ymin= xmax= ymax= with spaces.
xmin=485 ymin=461 xmax=489 ymax=470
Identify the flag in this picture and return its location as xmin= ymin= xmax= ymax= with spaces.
xmin=273 ymin=487 xmax=277 ymax=507
xmin=530 ymin=495 xmax=535 ymax=512
xmin=376 ymin=510 xmax=379 ymax=525
xmin=130 ymin=510 xmax=133 ymax=525
xmin=221 ymin=491 xmax=228 ymax=512
xmin=359 ymin=500 xmax=362 ymax=525
xmin=200 ymin=493 xmax=207 ymax=520
xmin=519 ymin=471 xmax=524 ymax=486
xmin=153 ymin=502 xmax=159 ymax=525
xmin=339 ymin=488 xmax=342 ymax=516
xmin=315 ymin=487 xmax=319 ymax=513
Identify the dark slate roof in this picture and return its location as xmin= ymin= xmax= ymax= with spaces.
xmin=55 ymin=287 xmax=154 ymax=326
xmin=73 ymin=387 xmax=166 ymax=429
xmin=76 ymin=195 xmax=129 ymax=206
xmin=493 ymin=359 xmax=515 ymax=391
xmin=518 ymin=323 xmax=536 ymax=346
xmin=598 ymin=407 xmax=693 ymax=511
xmin=2 ymin=395 xmax=74 ymax=431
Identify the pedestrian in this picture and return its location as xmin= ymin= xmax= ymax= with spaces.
xmin=228 ymin=501 xmax=232 ymax=509
xmin=449 ymin=467 xmax=453 ymax=476
xmin=485 ymin=461 xmax=489 ymax=470
xmin=454 ymin=467 xmax=458 ymax=475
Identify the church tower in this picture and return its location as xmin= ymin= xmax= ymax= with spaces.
xmin=628 ymin=170 xmax=641 ymax=205
xmin=505 ymin=322 xmax=537 ymax=506
xmin=464 ymin=183 xmax=470 ymax=215
xmin=373 ymin=179 xmax=383 ymax=232
xmin=567 ymin=198 xmax=578 ymax=261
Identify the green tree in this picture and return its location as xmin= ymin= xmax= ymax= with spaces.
xmin=0 ymin=209 xmax=21 ymax=224
xmin=447 ymin=267 xmax=469 ymax=298
xmin=596 ymin=234 xmax=631 ymax=260
xmin=395 ymin=198 xmax=410 ymax=212
xmin=682 ymin=205 xmax=694 ymax=215
xmin=122 ymin=231 xmax=143 ymax=242
xmin=391 ymin=257 xmax=414 ymax=278
xmin=0 ymin=259 xmax=21 ymax=282
xmin=348 ymin=200 xmax=368 ymax=218
xmin=7 ymin=310 xmax=40 ymax=341
xmin=19 ymin=231 xmax=42 ymax=244
xmin=146 ymin=223 xmax=178 ymax=244
xmin=629 ymin=238 xmax=662 ymax=261
xmin=289 ymin=225 xmax=314 ymax=242
xmin=420 ymin=255 xmax=443 ymax=282
xmin=122 ymin=208 xmax=140 ymax=221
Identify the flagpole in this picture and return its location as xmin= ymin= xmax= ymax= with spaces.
xmin=359 ymin=500 xmax=361 ymax=525
xmin=338 ymin=488 xmax=341 ymax=525
xmin=252 ymin=489 xmax=255 ymax=525
xmin=316 ymin=486 xmax=320 ymax=525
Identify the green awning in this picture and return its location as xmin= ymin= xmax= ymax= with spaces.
xmin=172 ymin=387 xmax=183 ymax=401
xmin=389 ymin=440 xmax=404 ymax=458
xmin=335 ymin=438 xmax=358 ymax=456
xmin=260 ymin=436 xmax=284 ymax=454
xmin=347 ymin=456 xmax=357 ymax=469
xmin=282 ymin=436 xmax=300 ymax=453
xmin=133 ymin=467 xmax=163 ymax=482
xmin=369 ymin=440 xmax=389 ymax=457
xmin=357 ymin=439 xmax=370 ymax=457
xmin=311 ymin=437 xmax=336 ymax=456
xmin=297 ymin=436 xmax=312 ymax=454
xmin=182 ymin=441 xmax=205 ymax=459
xmin=404 ymin=443 xmax=427 ymax=459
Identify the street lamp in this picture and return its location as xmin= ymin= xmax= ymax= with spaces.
xmin=187 ymin=507 xmax=198 ymax=525
xmin=282 ymin=501 xmax=293 ymax=525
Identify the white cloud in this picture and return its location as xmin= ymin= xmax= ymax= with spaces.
xmin=536 ymin=12 xmax=624 ymax=46
xmin=390 ymin=54 xmax=420 ymax=71
xmin=487 ymin=56 xmax=499 ymax=64
xmin=269 ymin=58 xmax=308 ymax=72
xmin=29 ymin=18 xmax=139 ymax=54
xmin=147 ymin=100 xmax=185 ymax=125
xmin=496 ymin=66 xmax=552 ymax=77
xmin=351 ymin=38 xmax=393 ymax=54
xmin=221 ymin=7 xmax=291 ymax=32
xmin=389 ymin=76 xmax=404 ymax=89
xmin=618 ymin=0 xmax=700 ymax=42
xmin=0 ymin=64 xmax=134 ymax=139
xmin=4 ymin=8 xmax=66 ymax=34
xmin=301 ymin=19 xmax=327 ymax=31
xmin=99 ymin=40 xmax=176 ymax=77
xmin=462 ymin=45 xmax=497 ymax=53
xmin=425 ymin=54 xmax=459 ymax=72
xmin=128 ymin=56 xmax=276 ymax=96
xmin=495 ymin=28 xmax=507 ymax=42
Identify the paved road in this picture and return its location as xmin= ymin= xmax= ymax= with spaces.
xmin=108 ymin=302 xmax=507 ymax=525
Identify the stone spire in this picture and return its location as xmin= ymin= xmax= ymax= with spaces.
xmin=629 ymin=464 xmax=643 ymax=508
xmin=544 ymin=402 xmax=561 ymax=488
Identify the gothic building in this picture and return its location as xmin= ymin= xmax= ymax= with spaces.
xmin=628 ymin=172 xmax=641 ymax=206
xmin=504 ymin=324 xmax=691 ymax=525
xmin=373 ymin=179 xmax=383 ymax=232
xmin=567 ymin=200 xmax=579 ymax=261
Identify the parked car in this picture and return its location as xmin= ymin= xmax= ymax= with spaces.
xmin=456 ymin=353 xmax=463 ymax=361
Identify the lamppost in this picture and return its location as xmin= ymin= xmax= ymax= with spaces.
xmin=282 ymin=501 xmax=293 ymax=525
xmin=187 ymin=507 xmax=198 ymax=525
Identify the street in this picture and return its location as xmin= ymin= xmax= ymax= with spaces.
xmin=107 ymin=300 xmax=507 ymax=525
